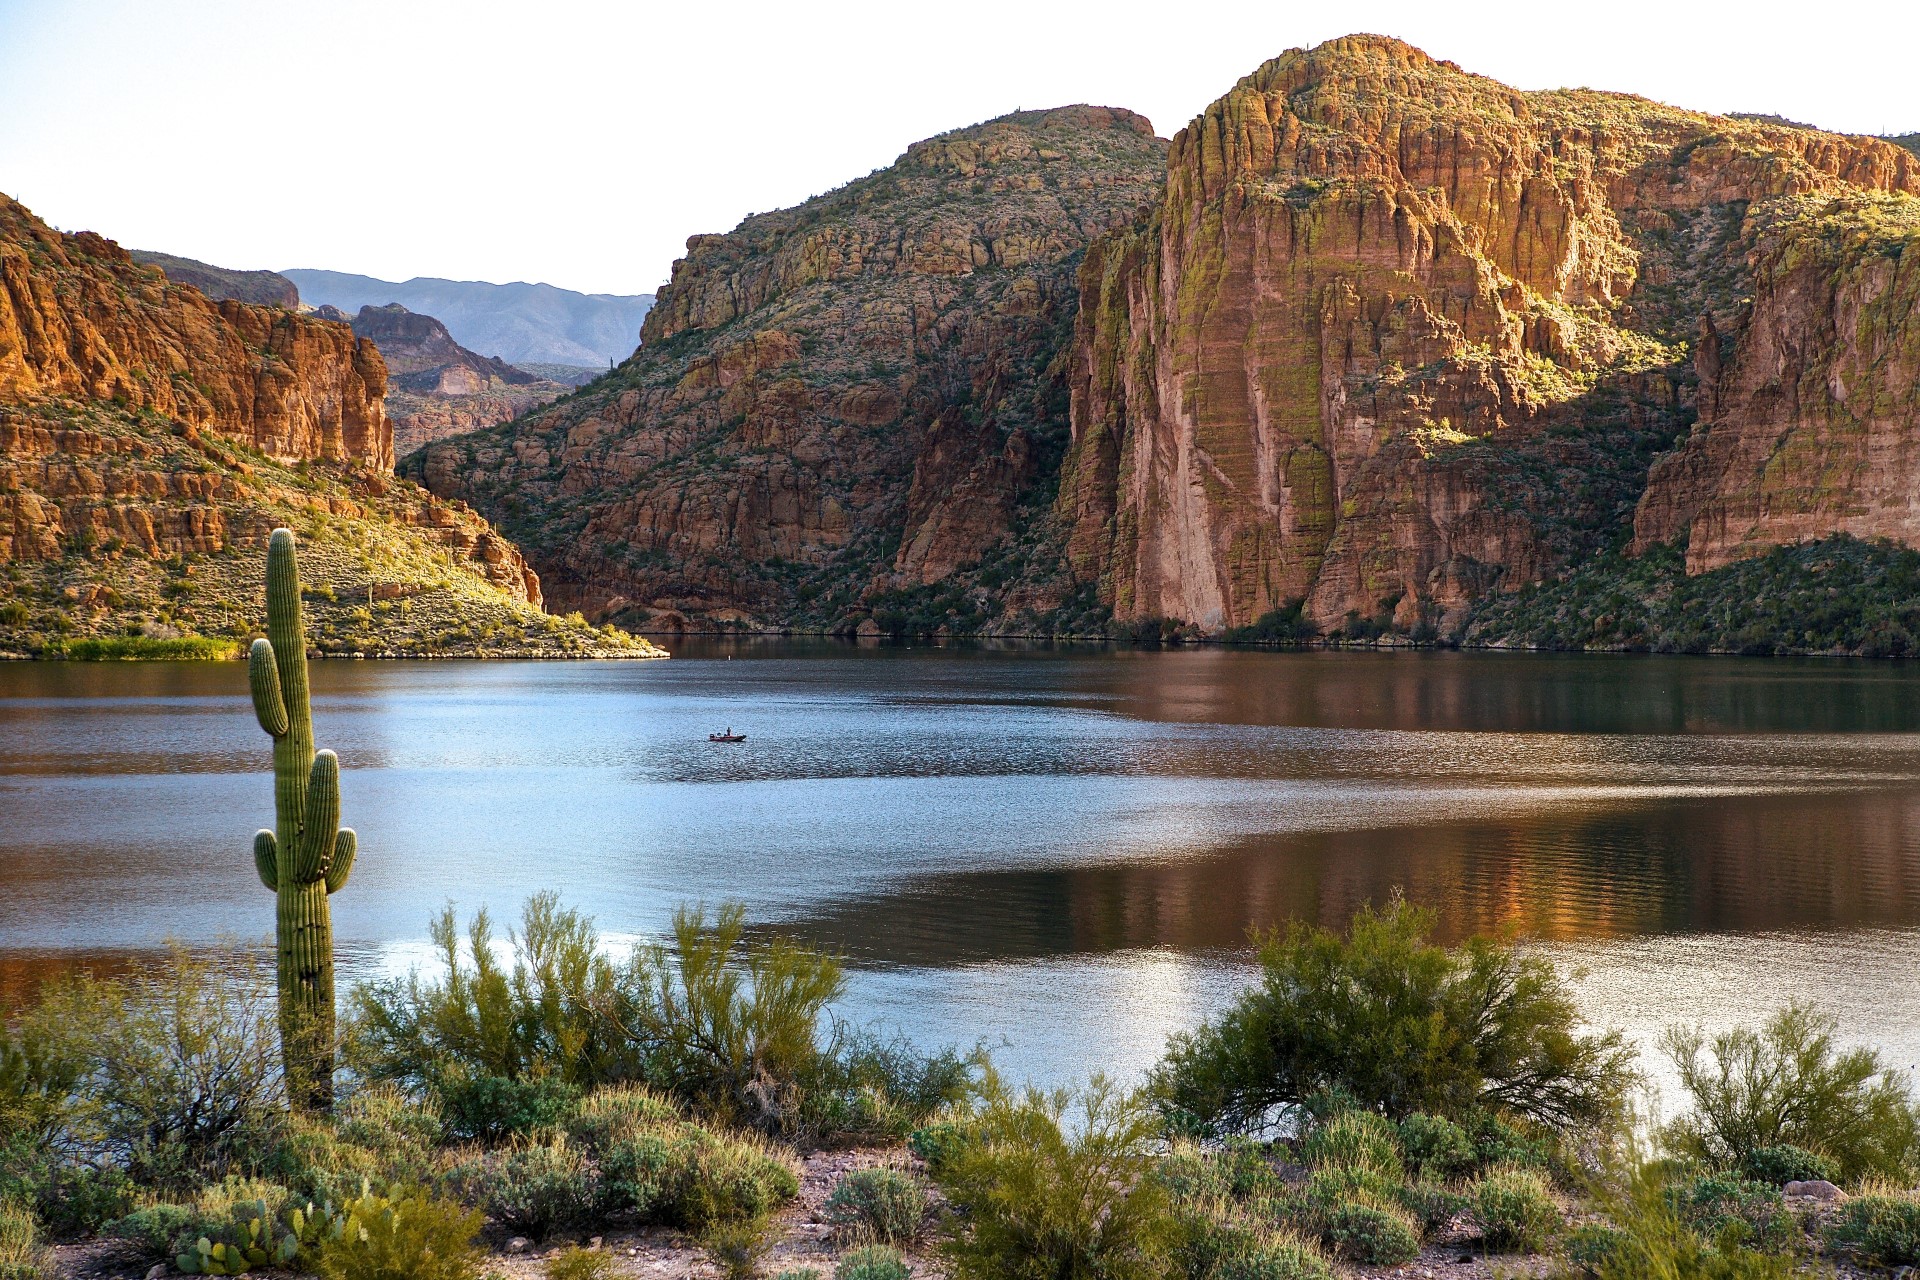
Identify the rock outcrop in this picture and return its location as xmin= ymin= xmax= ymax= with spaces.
xmin=346 ymin=304 xmax=571 ymax=454
xmin=412 ymin=107 xmax=1167 ymax=630
xmin=0 ymin=195 xmax=659 ymax=658
xmin=1058 ymin=36 xmax=1920 ymax=633
xmin=130 ymin=251 xmax=302 ymax=308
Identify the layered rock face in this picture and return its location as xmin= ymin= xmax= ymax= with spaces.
xmin=129 ymin=251 xmax=301 ymax=308
xmin=346 ymin=304 xmax=571 ymax=454
xmin=1060 ymin=37 xmax=1920 ymax=632
xmin=414 ymin=107 xmax=1167 ymax=628
xmin=0 ymin=195 xmax=660 ymax=657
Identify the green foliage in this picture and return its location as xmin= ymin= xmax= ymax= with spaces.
xmin=563 ymin=1084 xmax=682 ymax=1151
xmin=1576 ymin=1161 xmax=1792 ymax=1280
xmin=1469 ymin=1165 xmax=1561 ymax=1252
xmin=446 ymin=1136 xmax=600 ymax=1241
xmin=265 ymin=1086 xmax=444 ymax=1204
xmin=350 ymin=897 xmax=959 ymax=1144
xmin=1469 ymin=535 xmax=1920 ymax=657
xmin=825 ymin=1166 xmax=926 ymax=1245
xmin=42 ymin=635 xmax=238 ymax=660
xmin=544 ymin=1246 xmax=616 ymax=1280
xmin=1662 ymin=1002 xmax=1920 ymax=1181
xmin=701 ymin=1216 xmax=778 ymax=1280
xmin=774 ymin=1271 xmax=825 ymax=1280
xmin=1668 ymin=1173 xmax=1796 ymax=1254
xmin=598 ymin=1117 xmax=799 ymax=1231
xmin=1150 ymin=899 xmax=1634 ymax=1137
xmin=1312 ymin=1195 xmax=1420 ymax=1266
xmin=313 ymin=1187 xmax=485 ymax=1280
xmin=1395 ymin=1181 xmax=1471 ymax=1234
xmin=906 ymin=1123 xmax=967 ymax=1177
xmin=834 ymin=1244 xmax=910 ymax=1280
xmin=1735 ymin=1144 xmax=1834 ymax=1187
xmin=933 ymin=1074 xmax=1176 ymax=1280
xmin=1220 ymin=602 xmax=1318 ymax=646
xmin=1298 ymin=1110 xmax=1402 ymax=1180
xmin=1396 ymin=1112 xmax=1478 ymax=1180
xmin=1822 ymin=1188 xmax=1920 ymax=1267
xmin=0 ymin=1200 xmax=46 ymax=1280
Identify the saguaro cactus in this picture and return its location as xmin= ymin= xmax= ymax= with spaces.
xmin=249 ymin=527 xmax=356 ymax=1112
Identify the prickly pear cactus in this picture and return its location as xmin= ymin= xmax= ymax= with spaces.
xmin=250 ymin=528 xmax=357 ymax=1112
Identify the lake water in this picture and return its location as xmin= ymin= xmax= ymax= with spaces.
xmin=6 ymin=643 xmax=1920 ymax=1105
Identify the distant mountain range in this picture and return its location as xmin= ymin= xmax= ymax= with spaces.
xmin=282 ymin=270 xmax=652 ymax=369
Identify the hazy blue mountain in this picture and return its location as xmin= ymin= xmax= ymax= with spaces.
xmin=282 ymin=270 xmax=653 ymax=368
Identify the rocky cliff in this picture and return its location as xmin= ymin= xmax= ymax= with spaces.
xmin=412 ymin=107 xmax=1167 ymax=631
xmin=346 ymin=304 xmax=572 ymax=455
xmin=1057 ymin=36 xmax=1920 ymax=635
xmin=128 ymin=251 xmax=301 ymax=308
xmin=0 ymin=195 xmax=659 ymax=658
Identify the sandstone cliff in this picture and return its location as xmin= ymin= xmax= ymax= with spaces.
xmin=412 ymin=107 xmax=1166 ymax=631
xmin=347 ymin=303 xmax=571 ymax=455
xmin=129 ymin=251 xmax=301 ymax=308
xmin=1058 ymin=36 xmax=1920 ymax=634
xmin=0 ymin=196 xmax=659 ymax=658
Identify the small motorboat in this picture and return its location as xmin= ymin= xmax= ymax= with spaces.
xmin=709 ymin=728 xmax=747 ymax=743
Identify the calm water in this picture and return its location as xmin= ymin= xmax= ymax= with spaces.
xmin=6 ymin=643 xmax=1920 ymax=1101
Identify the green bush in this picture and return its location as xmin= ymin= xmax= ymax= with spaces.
xmin=0 ymin=1200 xmax=46 ymax=1280
xmin=1208 ymin=1231 xmax=1336 ymax=1280
xmin=437 ymin=1070 xmax=579 ymax=1142
xmin=544 ymin=1246 xmax=616 ymax=1280
xmin=1736 ymin=1143 xmax=1835 ymax=1187
xmin=266 ymin=1087 xmax=443 ymax=1205
xmin=1470 ymin=1165 xmax=1561 ymax=1252
xmin=564 ymin=1085 xmax=681 ymax=1151
xmin=1822 ymin=1189 xmax=1920 ymax=1268
xmin=106 ymin=1178 xmax=295 ymax=1265
xmin=1150 ymin=899 xmax=1634 ymax=1137
xmin=700 ymin=1217 xmax=776 ymax=1280
xmin=834 ymin=1245 xmax=910 ymax=1280
xmin=313 ymin=1187 xmax=484 ymax=1280
xmin=1395 ymin=1181 xmax=1471 ymax=1234
xmin=1396 ymin=1112 xmax=1478 ymax=1180
xmin=0 ymin=1154 xmax=133 ymax=1239
xmin=1670 ymin=1172 xmax=1797 ymax=1253
xmin=1316 ymin=1197 xmax=1420 ymax=1265
xmin=825 ymin=1167 xmax=925 ymax=1245
xmin=933 ymin=1075 xmax=1175 ymax=1280
xmin=1578 ymin=1162 xmax=1791 ymax=1280
xmin=1662 ymin=1003 xmax=1920 ymax=1181
xmin=774 ymin=1271 xmax=825 ymax=1280
xmin=446 ymin=1136 xmax=601 ymax=1241
xmin=1298 ymin=1110 xmax=1402 ymax=1179
xmin=599 ymin=1120 xmax=799 ymax=1231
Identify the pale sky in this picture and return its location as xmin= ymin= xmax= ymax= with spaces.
xmin=1 ymin=0 xmax=1914 ymax=296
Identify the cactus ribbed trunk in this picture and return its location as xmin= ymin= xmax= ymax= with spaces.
xmin=250 ymin=528 xmax=356 ymax=1114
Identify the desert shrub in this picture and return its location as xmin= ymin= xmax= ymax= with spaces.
xmin=446 ymin=1136 xmax=600 ymax=1241
xmin=313 ymin=1187 xmax=484 ymax=1280
xmin=701 ymin=1216 xmax=777 ymax=1280
xmin=774 ymin=1272 xmax=824 ymax=1280
xmin=351 ymin=897 xmax=959 ymax=1143
xmin=933 ymin=1075 xmax=1175 ymax=1280
xmin=1315 ymin=1197 xmax=1420 ymax=1265
xmin=0 ymin=1200 xmax=46 ymax=1280
xmin=1397 ymin=1112 xmax=1478 ymax=1180
xmin=1822 ymin=1188 xmax=1920 ymax=1268
xmin=336 ymin=1085 xmax=444 ymax=1154
xmin=564 ymin=1085 xmax=681 ymax=1151
xmin=1298 ymin=1110 xmax=1402 ymax=1179
xmin=106 ymin=1178 xmax=300 ymax=1267
xmin=1470 ymin=1165 xmax=1561 ymax=1252
xmin=544 ymin=1246 xmax=615 ymax=1280
xmin=1670 ymin=1172 xmax=1797 ymax=1253
xmin=906 ymin=1122 xmax=969 ymax=1177
xmin=599 ymin=1119 xmax=798 ymax=1231
xmin=1396 ymin=1181 xmax=1471 ymax=1234
xmin=1662 ymin=1003 xmax=1920 ymax=1181
xmin=1464 ymin=1109 xmax=1555 ymax=1171
xmin=1735 ymin=1143 xmax=1834 ymax=1187
xmin=1151 ymin=899 xmax=1634 ymax=1137
xmin=0 ymin=1152 xmax=134 ymax=1239
xmin=834 ymin=1244 xmax=909 ymax=1280
xmin=1208 ymin=1229 xmax=1336 ymax=1280
xmin=825 ymin=1167 xmax=926 ymax=1245
xmin=4 ymin=958 xmax=282 ymax=1190
xmin=266 ymin=1087 xmax=443 ymax=1205
xmin=437 ymin=1070 xmax=579 ymax=1142
xmin=1577 ymin=1162 xmax=1791 ymax=1280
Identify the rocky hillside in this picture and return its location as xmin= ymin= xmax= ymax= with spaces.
xmin=0 ymin=195 xmax=660 ymax=659
xmin=1060 ymin=35 xmax=1920 ymax=637
xmin=127 ymin=251 xmax=300 ymax=307
xmin=412 ymin=107 xmax=1168 ymax=632
xmin=341 ymin=304 xmax=572 ymax=455
xmin=284 ymin=270 xmax=652 ymax=370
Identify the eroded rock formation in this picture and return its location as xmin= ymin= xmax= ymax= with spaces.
xmin=347 ymin=304 xmax=571 ymax=454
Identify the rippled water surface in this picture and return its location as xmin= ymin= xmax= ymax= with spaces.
xmin=6 ymin=643 xmax=1920 ymax=1091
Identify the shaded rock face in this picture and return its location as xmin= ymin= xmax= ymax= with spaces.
xmin=1633 ymin=195 xmax=1920 ymax=568
xmin=2 ymin=199 xmax=394 ymax=470
xmin=413 ymin=106 xmax=1168 ymax=627
xmin=1059 ymin=36 xmax=1920 ymax=632
xmin=347 ymin=303 xmax=570 ymax=455
xmin=129 ymin=250 xmax=302 ymax=308
xmin=0 ymin=195 xmax=570 ymax=649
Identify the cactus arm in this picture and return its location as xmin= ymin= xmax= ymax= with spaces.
xmin=297 ymin=750 xmax=340 ymax=883
xmin=253 ymin=830 xmax=279 ymax=891
xmin=326 ymin=830 xmax=356 ymax=894
xmin=249 ymin=640 xmax=289 ymax=737
xmin=266 ymin=530 xmax=311 ymax=740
